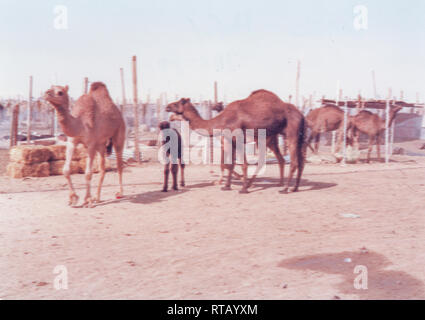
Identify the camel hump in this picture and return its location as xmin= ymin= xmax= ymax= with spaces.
xmin=250 ymin=89 xmax=274 ymax=96
xmin=89 ymin=82 xmax=107 ymax=92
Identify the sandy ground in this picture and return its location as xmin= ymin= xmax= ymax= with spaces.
xmin=0 ymin=146 xmax=424 ymax=300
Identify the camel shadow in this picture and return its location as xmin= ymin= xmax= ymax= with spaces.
xmin=93 ymin=188 xmax=190 ymax=207
xmin=278 ymin=250 xmax=424 ymax=299
xmin=91 ymin=181 xmax=219 ymax=207
xmin=231 ymin=177 xmax=337 ymax=193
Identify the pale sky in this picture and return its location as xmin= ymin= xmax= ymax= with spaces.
xmin=1 ymin=0 xmax=424 ymax=103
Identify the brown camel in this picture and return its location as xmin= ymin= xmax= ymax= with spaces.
xmin=158 ymin=121 xmax=185 ymax=192
xmin=350 ymin=105 xmax=402 ymax=163
xmin=166 ymin=89 xmax=306 ymax=193
xmin=351 ymin=105 xmax=403 ymax=163
xmin=44 ymin=82 xmax=126 ymax=207
xmin=306 ymin=104 xmax=351 ymax=154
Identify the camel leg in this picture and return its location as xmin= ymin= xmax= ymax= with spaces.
xmin=171 ymin=163 xmax=178 ymax=190
xmin=113 ymin=127 xmax=125 ymax=198
xmin=162 ymin=162 xmax=170 ymax=192
xmin=82 ymin=147 xmax=96 ymax=208
xmin=376 ymin=134 xmax=381 ymax=162
xmin=63 ymin=138 xmax=79 ymax=206
xmin=247 ymin=136 xmax=284 ymax=188
xmin=268 ymin=137 xmax=285 ymax=187
xmin=94 ymin=148 xmax=106 ymax=203
xmin=221 ymin=140 xmax=235 ymax=191
xmin=280 ymin=140 xmax=300 ymax=193
xmin=306 ymin=132 xmax=316 ymax=153
xmin=334 ymin=128 xmax=343 ymax=154
xmin=214 ymin=137 xmax=225 ymax=185
xmin=366 ymin=135 xmax=374 ymax=163
xmin=314 ymin=133 xmax=321 ymax=154
xmin=239 ymin=152 xmax=249 ymax=194
xmin=179 ymin=159 xmax=185 ymax=187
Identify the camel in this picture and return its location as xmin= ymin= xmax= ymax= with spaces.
xmin=350 ymin=105 xmax=402 ymax=163
xmin=44 ymin=82 xmax=126 ymax=207
xmin=305 ymin=104 xmax=351 ymax=154
xmin=158 ymin=121 xmax=185 ymax=192
xmin=166 ymin=90 xmax=306 ymax=193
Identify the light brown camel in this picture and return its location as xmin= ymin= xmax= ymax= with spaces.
xmin=44 ymin=82 xmax=126 ymax=207
xmin=350 ymin=105 xmax=402 ymax=163
xmin=305 ymin=104 xmax=351 ymax=154
xmin=167 ymin=90 xmax=306 ymax=193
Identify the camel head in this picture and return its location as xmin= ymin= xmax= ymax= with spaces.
xmin=158 ymin=121 xmax=171 ymax=130
xmin=166 ymin=98 xmax=194 ymax=120
xmin=211 ymin=102 xmax=224 ymax=113
xmin=44 ymin=85 xmax=69 ymax=108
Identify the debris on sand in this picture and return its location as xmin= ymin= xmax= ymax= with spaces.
xmin=339 ymin=213 xmax=360 ymax=219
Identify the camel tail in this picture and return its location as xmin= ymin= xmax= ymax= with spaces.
xmin=297 ymin=116 xmax=306 ymax=171
xmin=106 ymin=139 xmax=113 ymax=156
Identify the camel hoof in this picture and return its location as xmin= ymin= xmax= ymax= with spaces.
xmin=221 ymin=186 xmax=231 ymax=191
xmin=239 ymin=189 xmax=249 ymax=194
xmin=180 ymin=182 xmax=185 ymax=187
xmin=115 ymin=192 xmax=123 ymax=199
xmin=172 ymin=186 xmax=178 ymax=191
xmin=82 ymin=197 xmax=94 ymax=208
xmin=291 ymin=187 xmax=299 ymax=193
xmin=162 ymin=189 xmax=168 ymax=193
xmin=68 ymin=194 xmax=79 ymax=206
xmin=279 ymin=188 xmax=289 ymax=194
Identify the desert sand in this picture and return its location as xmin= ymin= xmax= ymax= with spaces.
xmin=0 ymin=147 xmax=424 ymax=300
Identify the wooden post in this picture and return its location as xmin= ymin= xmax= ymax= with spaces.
xmin=342 ymin=97 xmax=348 ymax=166
xmin=10 ymin=104 xmax=20 ymax=147
xmin=83 ymin=77 xmax=89 ymax=95
xmin=295 ymin=60 xmax=301 ymax=108
xmin=120 ymin=68 xmax=126 ymax=115
xmin=385 ymin=88 xmax=392 ymax=164
xmin=156 ymin=97 xmax=161 ymax=127
xmin=27 ymin=76 xmax=33 ymax=143
xmin=357 ymin=94 xmax=362 ymax=110
xmin=132 ymin=56 xmax=141 ymax=164
xmin=331 ymin=84 xmax=341 ymax=154
xmin=209 ymin=82 xmax=217 ymax=166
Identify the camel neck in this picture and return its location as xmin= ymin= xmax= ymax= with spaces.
xmin=54 ymin=104 xmax=83 ymax=137
xmin=183 ymin=105 xmax=225 ymax=135
xmin=383 ymin=109 xmax=399 ymax=129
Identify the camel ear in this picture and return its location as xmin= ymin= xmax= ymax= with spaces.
xmin=181 ymin=98 xmax=190 ymax=105
xmin=64 ymin=85 xmax=69 ymax=93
